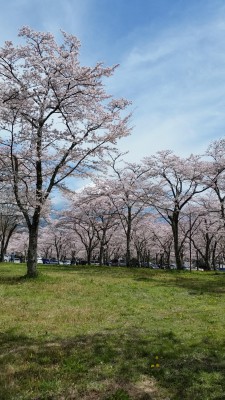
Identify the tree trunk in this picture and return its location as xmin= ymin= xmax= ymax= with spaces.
xmin=136 ymin=249 xmax=141 ymax=267
xmin=171 ymin=213 xmax=182 ymax=270
xmin=27 ymin=224 xmax=39 ymax=277
xmin=99 ymin=230 xmax=106 ymax=266
xmin=99 ymin=243 xmax=104 ymax=266
xmin=159 ymin=253 xmax=164 ymax=268
xmin=0 ymin=242 xmax=4 ymax=262
xmin=126 ymin=207 xmax=132 ymax=267
xmin=87 ymin=244 xmax=92 ymax=265
xmin=204 ymin=233 xmax=211 ymax=271
xmin=196 ymin=250 xmax=199 ymax=270
xmin=212 ymin=242 xmax=217 ymax=271
xmin=165 ymin=251 xmax=171 ymax=268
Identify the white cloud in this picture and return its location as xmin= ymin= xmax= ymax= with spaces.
xmin=108 ymin=9 xmax=225 ymax=162
xmin=0 ymin=0 xmax=92 ymax=44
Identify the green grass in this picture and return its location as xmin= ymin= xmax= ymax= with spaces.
xmin=0 ymin=263 xmax=225 ymax=399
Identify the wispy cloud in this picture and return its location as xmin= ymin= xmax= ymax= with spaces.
xmin=107 ymin=7 xmax=225 ymax=160
xmin=0 ymin=0 xmax=92 ymax=43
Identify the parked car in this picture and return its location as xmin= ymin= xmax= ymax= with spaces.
xmin=63 ymin=260 xmax=71 ymax=265
xmin=110 ymin=259 xmax=119 ymax=266
xmin=118 ymin=259 xmax=126 ymax=266
xmin=13 ymin=258 xmax=21 ymax=263
xmin=109 ymin=258 xmax=126 ymax=266
xmin=37 ymin=257 xmax=43 ymax=264
xmin=90 ymin=260 xmax=100 ymax=265
xmin=141 ymin=262 xmax=151 ymax=268
xmin=49 ymin=259 xmax=59 ymax=265
xmin=42 ymin=258 xmax=50 ymax=264
xmin=151 ymin=264 xmax=160 ymax=269
xmin=78 ymin=260 xmax=88 ymax=265
xmin=42 ymin=258 xmax=59 ymax=265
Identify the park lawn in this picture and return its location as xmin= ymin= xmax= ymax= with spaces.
xmin=0 ymin=264 xmax=225 ymax=400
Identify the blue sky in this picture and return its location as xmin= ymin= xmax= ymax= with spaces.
xmin=1 ymin=0 xmax=225 ymax=165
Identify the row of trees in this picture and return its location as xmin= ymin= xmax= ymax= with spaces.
xmin=4 ymin=144 xmax=225 ymax=271
xmin=52 ymin=147 xmax=225 ymax=270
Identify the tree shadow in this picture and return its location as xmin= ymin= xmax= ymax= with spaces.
xmin=40 ymin=264 xmax=81 ymax=273
xmin=40 ymin=264 xmax=141 ymax=279
xmin=135 ymin=277 xmax=152 ymax=282
xmin=132 ymin=270 xmax=225 ymax=296
xmin=0 ymin=328 xmax=225 ymax=400
xmin=172 ymin=273 xmax=225 ymax=296
xmin=0 ymin=275 xmax=29 ymax=285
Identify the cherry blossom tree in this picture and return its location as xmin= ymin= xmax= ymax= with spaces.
xmin=131 ymin=214 xmax=154 ymax=266
xmin=70 ymin=217 xmax=99 ymax=265
xmin=7 ymin=230 xmax=29 ymax=260
xmin=0 ymin=151 xmax=10 ymax=191
xmin=205 ymin=139 xmax=225 ymax=222
xmin=38 ymin=227 xmax=54 ymax=259
xmin=0 ymin=169 xmax=22 ymax=261
xmin=61 ymin=192 xmax=100 ymax=264
xmin=0 ymin=27 xmax=130 ymax=277
xmin=186 ymin=192 xmax=224 ymax=270
xmin=150 ymin=220 xmax=174 ymax=267
xmin=106 ymin=227 xmax=126 ymax=263
xmin=38 ymin=222 xmax=83 ymax=262
xmin=102 ymin=157 xmax=150 ymax=266
xmin=0 ymin=201 xmax=21 ymax=261
xmin=143 ymin=151 xmax=208 ymax=269
xmin=72 ymin=186 xmax=119 ymax=265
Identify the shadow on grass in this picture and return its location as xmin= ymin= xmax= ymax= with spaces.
xmin=132 ymin=270 xmax=225 ymax=296
xmin=0 ymin=328 xmax=225 ymax=400
xmin=0 ymin=275 xmax=29 ymax=285
xmin=0 ymin=273 xmax=58 ymax=285
xmin=172 ymin=273 xmax=225 ymax=296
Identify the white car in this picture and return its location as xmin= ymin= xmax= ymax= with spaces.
xmin=37 ymin=257 xmax=43 ymax=264
xmin=90 ymin=260 xmax=100 ymax=265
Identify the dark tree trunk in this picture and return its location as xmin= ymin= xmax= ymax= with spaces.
xmin=87 ymin=244 xmax=92 ymax=265
xmin=171 ymin=212 xmax=183 ymax=270
xmin=204 ymin=233 xmax=211 ymax=270
xmin=212 ymin=242 xmax=217 ymax=271
xmin=196 ymin=250 xmax=199 ymax=270
xmin=136 ymin=249 xmax=141 ymax=267
xmin=126 ymin=207 xmax=132 ymax=267
xmin=166 ymin=251 xmax=171 ymax=268
xmin=0 ymin=243 xmax=4 ymax=262
xmin=159 ymin=253 xmax=164 ymax=268
xmin=27 ymin=223 xmax=39 ymax=277
xmin=99 ymin=244 xmax=104 ymax=266
xmin=55 ymin=238 xmax=60 ymax=263
xmin=99 ymin=230 xmax=106 ymax=266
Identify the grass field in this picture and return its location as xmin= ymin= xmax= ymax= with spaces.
xmin=0 ymin=263 xmax=225 ymax=400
